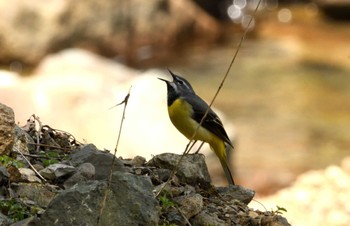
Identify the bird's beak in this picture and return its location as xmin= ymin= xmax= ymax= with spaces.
xmin=158 ymin=68 xmax=176 ymax=83
xmin=158 ymin=68 xmax=178 ymax=84
xmin=167 ymin=68 xmax=176 ymax=80
xmin=158 ymin=77 xmax=169 ymax=83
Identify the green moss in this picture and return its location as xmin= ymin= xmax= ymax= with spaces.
xmin=0 ymin=155 xmax=24 ymax=168
xmin=0 ymin=199 xmax=32 ymax=221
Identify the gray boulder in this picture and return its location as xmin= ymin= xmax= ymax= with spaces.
xmin=99 ymin=172 xmax=159 ymax=226
xmin=217 ymin=184 xmax=255 ymax=205
xmin=148 ymin=153 xmax=211 ymax=188
xmin=38 ymin=171 xmax=159 ymax=226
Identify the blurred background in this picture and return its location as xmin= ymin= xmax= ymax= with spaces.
xmin=0 ymin=0 xmax=349 ymax=225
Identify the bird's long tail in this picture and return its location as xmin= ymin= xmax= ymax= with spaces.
xmin=210 ymin=139 xmax=235 ymax=185
xmin=220 ymin=157 xmax=235 ymax=185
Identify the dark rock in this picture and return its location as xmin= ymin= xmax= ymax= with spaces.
xmin=63 ymin=173 xmax=87 ymax=189
xmin=63 ymin=174 xmax=87 ymax=189
xmin=39 ymin=171 xmax=159 ymax=226
xmin=148 ymin=153 xmax=211 ymax=188
xmin=163 ymin=209 xmax=186 ymax=225
xmin=38 ymin=180 xmax=105 ymax=226
xmin=39 ymin=163 xmax=76 ymax=180
xmin=0 ymin=103 xmax=15 ymax=155
xmin=69 ymin=144 xmax=125 ymax=180
xmin=216 ymin=184 xmax=255 ymax=205
xmin=151 ymin=168 xmax=172 ymax=184
xmin=0 ymin=166 xmax=9 ymax=183
xmin=100 ymin=171 xmax=159 ymax=225
xmin=63 ymin=163 xmax=95 ymax=189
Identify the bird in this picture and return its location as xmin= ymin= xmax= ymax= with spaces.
xmin=159 ymin=69 xmax=235 ymax=185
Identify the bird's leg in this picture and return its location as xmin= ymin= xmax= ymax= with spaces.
xmin=194 ymin=141 xmax=205 ymax=154
xmin=185 ymin=140 xmax=197 ymax=155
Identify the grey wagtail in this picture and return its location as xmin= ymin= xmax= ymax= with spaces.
xmin=159 ymin=69 xmax=235 ymax=185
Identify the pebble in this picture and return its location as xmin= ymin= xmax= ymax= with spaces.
xmin=39 ymin=163 xmax=76 ymax=180
xmin=18 ymin=168 xmax=41 ymax=183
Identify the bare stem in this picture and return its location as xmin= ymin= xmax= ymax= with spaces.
xmin=14 ymin=146 xmax=47 ymax=182
xmin=97 ymin=87 xmax=131 ymax=225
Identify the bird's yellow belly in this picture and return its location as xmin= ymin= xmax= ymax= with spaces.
xmin=168 ymin=99 xmax=213 ymax=143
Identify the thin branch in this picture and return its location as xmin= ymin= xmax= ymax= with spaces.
xmin=97 ymin=87 xmax=131 ymax=225
xmin=192 ymin=0 xmax=262 ymax=147
xmin=194 ymin=141 xmax=205 ymax=154
xmin=108 ymin=87 xmax=131 ymax=179
xmin=32 ymin=114 xmax=43 ymax=153
xmin=26 ymin=142 xmax=72 ymax=151
xmin=12 ymin=150 xmax=55 ymax=159
xmin=40 ymin=125 xmax=83 ymax=146
xmin=252 ymin=198 xmax=268 ymax=212
xmin=13 ymin=146 xmax=47 ymax=182
xmin=174 ymin=206 xmax=192 ymax=226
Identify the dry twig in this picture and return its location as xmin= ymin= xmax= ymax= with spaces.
xmin=13 ymin=146 xmax=47 ymax=182
xmin=97 ymin=87 xmax=131 ymax=225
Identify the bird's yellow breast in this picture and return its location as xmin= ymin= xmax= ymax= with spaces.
xmin=168 ymin=98 xmax=215 ymax=144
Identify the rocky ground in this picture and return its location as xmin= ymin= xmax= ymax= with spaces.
xmin=0 ymin=102 xmax=290 ymax=225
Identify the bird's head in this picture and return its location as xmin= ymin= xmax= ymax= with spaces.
xmin=158 ymin=69 xmax=195 ymax=96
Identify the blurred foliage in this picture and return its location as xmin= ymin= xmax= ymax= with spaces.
xmin=159 ymin=195 xmax=177 ymax=211
xmin=0 ymin=155 xmax=24 ymax=168
xmin=42 ymin=151 xmax=60 ymax=167
xmin=0 ymin=198 xmax=32 ymax=221
xmin=274 ymin=205 xmax=287 ymax=215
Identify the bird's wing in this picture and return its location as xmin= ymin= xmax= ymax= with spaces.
xmin=184 ymin=95 xmax=233 ymax=147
